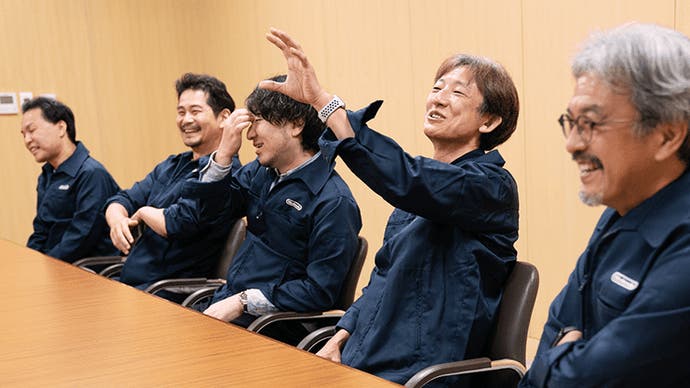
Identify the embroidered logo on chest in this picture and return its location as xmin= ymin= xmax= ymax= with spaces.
xmin=610 ymin=271 xmax=639 ymax=291
xmin=58 ymin=184 xmax=70 ymax=190
xmin=285 ymin=198 xmax=303 ymax=211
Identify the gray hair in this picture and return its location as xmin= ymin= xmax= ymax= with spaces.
xmin=572 ymin=23 xmax=690 ymax=162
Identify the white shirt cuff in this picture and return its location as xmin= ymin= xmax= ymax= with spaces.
xmin=200 ymin=151 xmax=233 ymax=183
xmin=245 ymin=288 xmax=279 ymax=316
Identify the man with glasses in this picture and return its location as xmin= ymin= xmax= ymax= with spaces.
xmin=521 ymin=23 xmax=690 ymax=387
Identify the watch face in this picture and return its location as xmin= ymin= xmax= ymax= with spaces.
xmin=240 ymin=291 xmax=248 ymax=312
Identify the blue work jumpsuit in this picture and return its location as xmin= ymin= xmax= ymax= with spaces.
xmin=324 ymin=102 xmax=519 ymax=385
xmin=28 ymin=142 xmax=119 ymax=262
xmin=522 ymin=169 xmax=690 ymax=387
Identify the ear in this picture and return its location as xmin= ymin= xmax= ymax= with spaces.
xmin=289 ymin=122 xmax=305 ymax=138
xmin=57 ymin=120 xmax=68 ymax=138
xmin=478 ymin=115 xmax=502 ymax=134
xmin=218 ymin=108 xmax=231 ymax=122
xmin=653 ymin=121 xmax=687 ymax=162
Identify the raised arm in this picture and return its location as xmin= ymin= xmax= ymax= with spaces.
xmin=260 ymin=28 xmax=354 ymax=140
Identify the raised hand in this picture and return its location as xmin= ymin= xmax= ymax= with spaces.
xmin=215 ymin=108 xmax=254 ymax=166
xmin=260 ymin=28 xmax=331 ymax=109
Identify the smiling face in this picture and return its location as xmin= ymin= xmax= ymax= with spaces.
xmin=21 ymin=108 xmax=70 ymax=168
xmin=176 ymin=89 xmax=223 ymax=158
xmin=566 ymin=73 xmax=663 ymax=214
xmin=246 ymin=117 xmax=304 ymax=173
xmin=424 ymin=66 xmax=493 ymax=160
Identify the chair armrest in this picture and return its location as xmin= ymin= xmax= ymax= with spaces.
xmin=404 ymin=358 xmax=526 ymax=388
xmin=73 ymin=256 xmax=125 ymax=269
xmin=296 ymin=325 xmax=337 ymax=353
xmin=247 ymin=310 xmax=345 ymax=333
xmin=144 ymin=278 xmax=226 ymax=296
xmin=181 ymin=286 xmax=223 ymax=308
xmin=99 ymin=263 xmax=124 ymax=278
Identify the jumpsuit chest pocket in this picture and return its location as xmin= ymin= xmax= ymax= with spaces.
xmin=44 ymin=187 xmax=76 ymax=220
xmin=596 ymin=271 xmax=639 ymax=320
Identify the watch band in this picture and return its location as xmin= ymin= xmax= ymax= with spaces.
xmin=318 ymin=95 xmax=345 ymax=123
xmin=239 ymin=290 xmax=248 ymax=313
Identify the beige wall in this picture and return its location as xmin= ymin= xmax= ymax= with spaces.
xmin=1 ymin=0 xmax=688 ymax=356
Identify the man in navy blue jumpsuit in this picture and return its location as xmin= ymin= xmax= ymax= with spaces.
xmin=261 ymin=30 xmax=520 ymax=386
xmin=521 ymin=23 xmax=690 ymax=387
xmin=104 ymin=73 xmax=238 ymax=302
xmin=186 ymin=75 xmax=361 ymax=344
xmin=22 ymin=97 xmax=119 ymax=262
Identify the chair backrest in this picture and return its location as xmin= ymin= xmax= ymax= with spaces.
xmin=215 ymin=218 xmax=247 ymax=279
xmin=488 ymin=261 xmax=539 ymax=365
xmin=334 ymin=236 xmax=368 ymax=310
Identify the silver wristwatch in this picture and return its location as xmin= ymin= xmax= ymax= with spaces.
xmin=239 ymin=290 xmax=248 ymax=313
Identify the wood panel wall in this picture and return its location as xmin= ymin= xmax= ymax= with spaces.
xmin=1 ymin=0 xmax=687 ymax=357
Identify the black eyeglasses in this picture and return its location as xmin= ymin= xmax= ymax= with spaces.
xmin=558 ymin=113 xmax=635 ymax=144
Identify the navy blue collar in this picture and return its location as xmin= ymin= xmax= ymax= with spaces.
xmin=450 ymin=148 xmax=505 ymax=167
xmin=266 ymin=152 xmax=333 ymax=195
xmin=45 ymin=141 xmax=89 ymax=177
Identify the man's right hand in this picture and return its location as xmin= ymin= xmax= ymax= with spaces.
xmin=215 ymin=108 xmax=254 ymax=166
xmin=315 ymin=328 xmax=350 ymax=363
xmin=105 ymin=203 xmax=139 ymax=254
xmin=109 ymin=217 xmax=139 ymax=255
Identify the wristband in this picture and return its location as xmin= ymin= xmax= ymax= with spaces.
xmin=318 ymin=95 xmax=345 ymax=123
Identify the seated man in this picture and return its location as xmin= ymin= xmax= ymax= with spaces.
xmin=22 ymin=97 xmax=119 ymax=262
xmin=521 ymin=23 xmax=690 ymax=387
xmin=261 ymin=30 xmax=520 ymax=385
xmin=187 ymin=75 xmax=362 ymax=344
xmin=104 ymin=73 xmax=238 ymax=302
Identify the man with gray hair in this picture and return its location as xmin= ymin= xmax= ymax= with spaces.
xmin=521 ymin=23 xmax=690 ymax=387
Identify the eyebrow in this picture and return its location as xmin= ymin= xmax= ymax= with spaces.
xmin=178 ymin=102 xmax=206 ymax=108
xmin=436 ymin=77 xmax=471 ymax=88
xmin=567 ymin=105 xmax=603 ymax=116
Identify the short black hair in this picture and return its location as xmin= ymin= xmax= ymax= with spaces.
xmin=22 ymin=97 xmax=76 ymax=144
xmin=245 ymin=75 xmax=325 ymax=152
xmin=175 ymin=73 xmax=235 ymax=116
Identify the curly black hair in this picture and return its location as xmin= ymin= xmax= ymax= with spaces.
xmin=245 ymin=75 xmax=325 ymax=152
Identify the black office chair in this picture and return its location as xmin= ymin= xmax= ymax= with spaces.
xmin=405 ymin=261 xmax=539 ymax=387
xmin=73 ymin=225 xmax=146 ymax=276
xmin=298 ymin=261 xmax=539 ymax=388
xmin=142 ymin=218 xmax=247 ymax=298
xmin=183 ymin=236 xmax=368 ymax=340
xmin=73 ymin=255 xmax=126 ymax=276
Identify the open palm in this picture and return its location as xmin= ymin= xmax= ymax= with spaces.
xmin=260 ymin=28 xmax=328 ymax=107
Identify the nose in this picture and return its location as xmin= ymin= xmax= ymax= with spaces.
xmin=246 ymin=123 xmax=256 ymax=140
xmin=430 ymin=88 xmax=449 ymax=107
xmin=180 ymin=111 xmax=194 ymax=126
xmin=22 ymin=131 xmax=31 ymax=145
